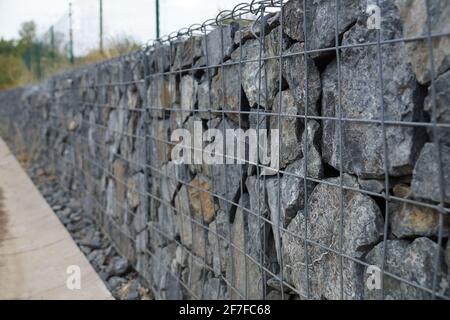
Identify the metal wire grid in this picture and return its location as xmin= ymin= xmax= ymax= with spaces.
xmin=31 ymin=0 xmax=449 ymax=300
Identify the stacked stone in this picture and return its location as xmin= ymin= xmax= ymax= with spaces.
xmin=0 ymin=0 xmax=449 ymax=300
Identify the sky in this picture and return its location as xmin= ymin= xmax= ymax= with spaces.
xmin=0 ymin=0 xmax=245 ymax=55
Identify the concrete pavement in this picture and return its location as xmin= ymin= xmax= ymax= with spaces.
xmin=0 ymin=138 xmax=112 ymax=299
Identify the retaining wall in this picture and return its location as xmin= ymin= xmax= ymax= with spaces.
xmin=1 ymin=0 xmax=450 ymax=300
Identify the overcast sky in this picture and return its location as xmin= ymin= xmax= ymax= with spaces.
xmin=0 ymin=0 xmax=245 ymax=55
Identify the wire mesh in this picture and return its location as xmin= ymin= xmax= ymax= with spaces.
xmin=5 ymin=0 xmax=450 ymax=300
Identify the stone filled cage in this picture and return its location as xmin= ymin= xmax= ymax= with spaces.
xmin=2 ymin=0 xmax=450 ymax=300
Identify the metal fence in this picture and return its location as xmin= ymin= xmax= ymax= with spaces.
xmin=10 ymin=0 xmax=450 ymax=300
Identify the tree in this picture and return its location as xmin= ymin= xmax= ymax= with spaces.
xmin=18 ymin=21 xmax=37 ymax=44
xmin=0 ymin=21 xmax=37 ymax=89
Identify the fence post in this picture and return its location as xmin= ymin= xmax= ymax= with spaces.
xmin=69 ymin=2 xmax=74 ymax=64
xmin=35 ymin=42 xmax=42 ymax=80
xmin=50 ymin=25 xmax=55 ymax=69
xmin=99 ymin=0 xmax=104 ymax=54
xmin=155 ymin=0 xmax=160 ymax=39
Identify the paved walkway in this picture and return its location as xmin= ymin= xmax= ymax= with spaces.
xmin=0 ymin=138 xmax=112 ymax=299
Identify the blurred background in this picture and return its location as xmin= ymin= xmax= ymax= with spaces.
xmin=0 ymin=0 xmax=248 ymax=89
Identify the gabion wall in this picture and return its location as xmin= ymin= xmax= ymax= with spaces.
xmin=0 ymin=0 xmax=450 ymax=300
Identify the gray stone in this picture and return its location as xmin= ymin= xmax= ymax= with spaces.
xmin=270 ymin=90 xmax=302 ymax=169
xmin=207 ymin=210 xmax=229 ymax=276
xmin=446 ymin=239 xmax=450 ymax=272
xmin=164 ymin=271 xmax=183 ymax=300
xmin=174 ymin=185 xmax=192 ymax=244
xmin=207 ymin=163 xmax=241 ymax=215
xmin=322 ymin=1 xmax=424 ymax=178
xmin=119 ymin=111 xmax=138 ymax=161
xmin=411 ymin=143 xmax=450 ymax=203
xmin=204 ymin=118 xmax=244 ymax=215
xmin=104 ymin=110 xmax=118 ymax=148
xmin=131 ymin=116 xmax=147 ymax=169
xmin=227 ymin=195 xmax=265 ymax=299
xmin=112 ymin=159 xmax=127 ymax=223
xmin=187 ymin=175 xmax=216 ymax=225
xmin=147 ymin=77 xmax=172 ymax=118
xmin=174 ymin=182 xmax=209 ymax=259
xmin=126 ymin=85 xmax=140 ymax=109
xmin=424 ymin=71 xmax=450 ymax=145
xmin=182 ymin=115 xmax=206 ymax=174
xmin=281 ymin=159 xmax=317 ymax=224
xmin=187 ymin=258 xmax=205 ymax=299
xmin=127 ymin=173 xmax=145 ymax=210
xmin=266 ymin=290 xmax=288 ymax=300
xmin=231 ymin=38 xmax=278 ymax=108
xmin=245 ymin=175 xmax=270 ymax=220
xmin=156 ymin=204 xmax=178 ymax=247
xmin=107 ymin=256 xmax=129 ymax=277
xmin=267 ymin=123 xmax=323 ymax=262
xmin=267 ymin=276 xmax=293 ymax=294
xmin=396 ymin=0 xmax=450 ymax=84
xmin=107 ymin=97 xmax=127 ymax=157
xmin=151 ymin=243 xmax=178 ymax=295
xmin=210 ymin=27 xmax=289 ymax=121
xmin=175 ymin=245 xmax=188 ymax=268
xmin=135 ymin=231 xmax=148 ymax=254
xmin=87 ymin=111 xmax=98 ymax=156
xmin=133 ymin=188 xmax=149 ymax=234
xmin=282 ymin=43 xmax=321 ymax=111
xmin=390 ymin=184 xmax=450 ymax=238
xmin=106 ymin=179 xmax=117 ymax=218
xmin=173 ymin=36 xmax=203 ymax=70
xmin=174 ymin=75 xmax=197 ymax=126
xmin=211 ymin=63 xmax=241 ymax=123
xmin=264 ymin=25 xmax=292 ymax=58
xmin=130 ymin=54 xmax=146 ymax=99
xmin=197 ymin=79 xmax=218 ymax=119
xmin=266 ymin=151 xmax=321 ymax=261
xmin=301 ymin=120 xmax=323 ymax=180
xmin=365 ymin=237 xmax=449 ymax=299
xmin=107 ymin=276 xmax=127 ymax=291
xmin=248 ymin=109 xmax=268 ymax=131
xmin=160 ymin=161 xmax=192 ymax=203
xmin=148 ymin=120 xmax=171 ymax=168
xmin=358 ymin=178 xmax=385 ymax=194
xmin=88 ymin=249 xmax=106 ymax=267
xmin=282 ymin=0 xmax=307 ymax=42
xmin=150 ymin=44 xmax=172 ymax=73
xmin=282 ymin=175 xmax=384 ymax=299
xmin=233 ymin=12 xmax=280 ymax=46
xmin=283 ymin=0 xmax=362 ymax=57
xmin=203 ymin=277 xmax=228 ymax=300
xmin=79 ymin=236 xmax=102 ymax=250
xmin=202 ymin=23 xmax=239 ymax=67
xmin=123 ymin=280 xmax=140 ymax=300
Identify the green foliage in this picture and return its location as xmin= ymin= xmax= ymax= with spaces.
xmin=0 ymin=21 xmax=38 ymax=89
xmin=0 ymin=20 xmax=142 ymax=90
xmin=0 ymin=55 xmax=29 ymax=90
xmin=18 ymin=21 xmax=37 ymax=44
xmin=83 ymin=35 xmax=141 ymax=63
